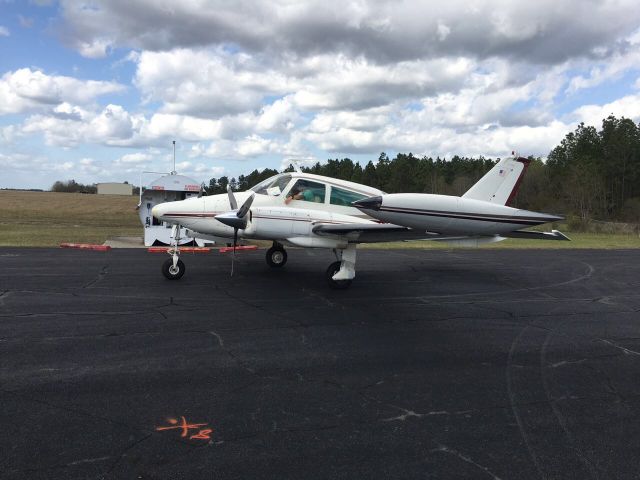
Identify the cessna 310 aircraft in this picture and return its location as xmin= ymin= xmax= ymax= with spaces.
xmin=152 ymin=155 xmax=568 ymax=288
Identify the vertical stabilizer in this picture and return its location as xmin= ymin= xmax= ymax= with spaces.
xmin=462 ymin=156 xmax=531 ymax=205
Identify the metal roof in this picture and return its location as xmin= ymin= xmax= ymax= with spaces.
xmin=147 ymin=173 xmax=201 ymax=192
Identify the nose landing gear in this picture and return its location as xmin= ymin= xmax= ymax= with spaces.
xmin=162 ymin=224 xmax=185 ymax=280
xmin=162 ymin=257 xmax=185 ymax=280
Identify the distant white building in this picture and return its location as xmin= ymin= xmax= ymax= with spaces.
xmin=97 ymin=182 xmax=133 ymax=196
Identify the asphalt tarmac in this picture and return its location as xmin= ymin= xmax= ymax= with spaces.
xmin=1 ymin=247 xmax=639 ymax=479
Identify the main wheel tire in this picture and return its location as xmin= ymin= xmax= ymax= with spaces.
xmin=326 ymin=261 xmax=352 ymax=289
xmin=162 ymin=258 xmax=186 ymax=280
xmin=266 ymin=246 xmax=287 ymax=268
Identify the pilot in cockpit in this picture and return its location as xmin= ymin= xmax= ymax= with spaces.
xmin=285 ymin=185 xmax=314 ymax=204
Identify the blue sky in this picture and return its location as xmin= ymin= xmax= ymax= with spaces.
xmin=1 ymin=0 xmax=640 ymax=189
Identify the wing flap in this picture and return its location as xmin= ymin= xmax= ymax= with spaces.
xmin=501 ymin=229 xmax=571 ymax=241
xmin=312 ymin=222 xmax=438 ymax=243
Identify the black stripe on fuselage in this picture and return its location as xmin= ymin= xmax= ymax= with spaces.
xmin=378 ymin=206 xmax=557 ymax=225
xmin=163 ymin=212 xmax=221 ymax=218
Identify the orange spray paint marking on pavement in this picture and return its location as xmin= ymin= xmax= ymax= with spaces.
xmin=156 ymin=416 xmax=211 ymax=440
xmin=189 ymin=429 xmax=213 ymax=440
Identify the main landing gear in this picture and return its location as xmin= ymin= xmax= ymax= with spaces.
xmin=266 ymin=242 xmax=288 ymax=268
xmin=162 ymin=224 xmax=185 ymax=280
xmin=325 ymin=244 xmax=356 ymax=289
xmin=263 ymin=242 xmax=357 ymax=289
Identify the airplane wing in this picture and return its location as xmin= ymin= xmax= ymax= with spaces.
xmin=313 ymin=222 xmax=571 ymax=245
xmin=312 ymin=222 xmax=439 ymax=243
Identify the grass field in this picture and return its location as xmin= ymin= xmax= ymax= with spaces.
xmin=1 ymin=190 xmax=639 ymax=248
xmin=0 ymin=190 xmax=140 ymax=247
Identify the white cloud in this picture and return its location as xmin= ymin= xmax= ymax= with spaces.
xmin=0 ymin=26 xmax=9 ymax=37
xmin=0 ymin=125 xmax=19 ymax=144
xmin=436 ymin=20 xmax=450 ymax=42
xmin=77 ymin=38 xmax=112 ymax=58
xmin=23 ymin=104 xmax=135 ymax=147
xmin=566 ymin=29 xmax=640 ymax=94
xmin=235 ymin=134 xmax=277 ymax=157
xmin=256 ymin=96 xmax=300 ymax=133
xmin=0 ymin=68 xmax=125 ymax=115
xmin=290 ymin=54 xmax=474 ymax=111
xmin=133 ymin=48 xmax=288 ymax=117
xmin=571 ymin=94 xmax=640 ymax=127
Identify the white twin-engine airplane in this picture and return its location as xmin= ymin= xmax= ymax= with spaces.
xmin=152 ymin=155 xmax=568 ymax=288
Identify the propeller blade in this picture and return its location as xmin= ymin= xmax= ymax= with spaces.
xmin=237 ymin=193 xmax=255 ymax=218
xmin=227 ymin=184 xmax=237 ymax=210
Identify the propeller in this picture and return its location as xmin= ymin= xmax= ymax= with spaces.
xmin=227 ymin=184 xmax=237 ymax=210
xmin=215 ymin=192 xmax=255 ymax=275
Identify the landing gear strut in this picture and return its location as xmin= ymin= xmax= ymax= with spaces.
xmin=266 ymin=242 xmax=287 ymax=268
xmin=162 ymin=224 xmax=186 ymax=280
xmin=326 ymin=244 xmax=356 ymax=289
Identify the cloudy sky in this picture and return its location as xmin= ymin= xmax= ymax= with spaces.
xmin=1 ymin=0 xmax=640 ymax=189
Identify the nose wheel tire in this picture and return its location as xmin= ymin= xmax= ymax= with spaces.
xmin=162 ymin=258 xmax=186 ymax=280
xmin=326 ymin=261 xmax=352 ymax=289
xmin=266 ymin=246 xmax=287 ymax=268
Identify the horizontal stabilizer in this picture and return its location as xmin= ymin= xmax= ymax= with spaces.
xmin=501 ymin=229 xmax=571 ymax=241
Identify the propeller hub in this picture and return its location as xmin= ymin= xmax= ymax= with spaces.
xmin=214 ymin=211 xmax=247 ymax=230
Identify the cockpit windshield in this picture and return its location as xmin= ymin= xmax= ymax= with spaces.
xmin=249 ymin=174 xmax=292 ymax=196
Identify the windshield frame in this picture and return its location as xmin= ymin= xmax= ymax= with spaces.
xmin=249 ymin=174 xmax=292 ymax=196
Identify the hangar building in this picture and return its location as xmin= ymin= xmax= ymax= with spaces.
xmin=138 ymin=172 xmax=207 ymax=246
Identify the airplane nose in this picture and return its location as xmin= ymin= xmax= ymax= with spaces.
xmin=352 ymin=195 xmax=382 ymax=211
xmin=151 ymin=204 xmax=164 ymax=219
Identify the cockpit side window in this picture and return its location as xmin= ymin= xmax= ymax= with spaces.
xmin=329 ymin=186 xmax=368 ymax=206
xmin=286 ymin=179 xmax=326 ymax=203
xmin=250 ymin=174 xmax=292 ymax=195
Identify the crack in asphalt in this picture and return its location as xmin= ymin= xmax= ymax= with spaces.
xmin=598 ymin=338 xmax=640 ymax=357
xmin=83 ymin=264 xmax=109 ymax=289
xmin=99 ymin=433 xmax=153 ymax=479
xmin=209 ymin=330 xmax=257 ymax=375
xmin=0 ymin=289 xmax=10 ymax=307
xmin=431 ymin=443 xmax=504 ymax=480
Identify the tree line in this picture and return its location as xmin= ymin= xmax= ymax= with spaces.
xmin=205 ymin=115 xmax=640 ymax=223
xmin=50 ymin=115 xmax=639 ymax=224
